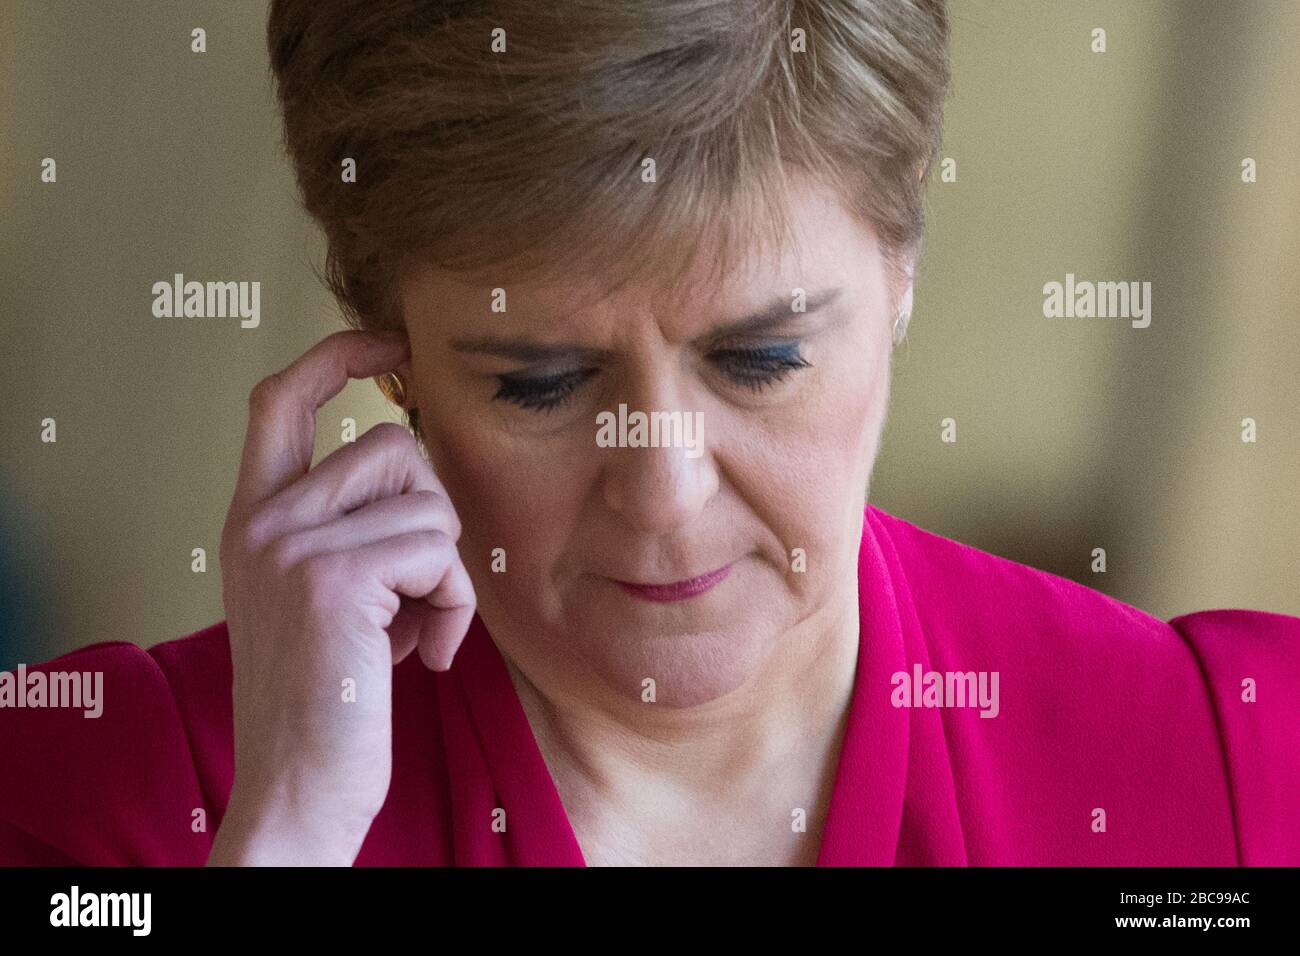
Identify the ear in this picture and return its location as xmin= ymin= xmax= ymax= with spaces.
xmin=898 ymin=278 xmax=914 ymax=323
xmin=889 ymin=252 xmax=917 ymax=319
xmin=394 ymin=355 xmax=417 ymax=410
xmin=885 ymin=251 xmax=916 ymax=346
xmin=375 ymin=352 xmax=417 ymax=409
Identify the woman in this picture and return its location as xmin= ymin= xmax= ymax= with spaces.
xmin=1 ymin=0 xmax=1297 ymax=867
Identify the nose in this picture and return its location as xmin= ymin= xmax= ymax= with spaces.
xmin=598 ymin=390 xmax=718 ymax=534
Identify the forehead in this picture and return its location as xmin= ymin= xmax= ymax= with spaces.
xmin=401 ymin=173 xmax=879 ymax=342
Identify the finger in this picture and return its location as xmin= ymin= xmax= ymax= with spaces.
xmin=231 ymin=330 xmax=409 ymax=513
xmin=342 ymin=530 xmax=477 ymax=671
xmin=271 ymin=422 xmax=457 ymax=535
xmin=416 ymin=555 xmax=478 ymax=672
xmin=386 ymin=596 xmax=426 ymax=666
xmin=274 ymin=490 xmax=461 ymax=568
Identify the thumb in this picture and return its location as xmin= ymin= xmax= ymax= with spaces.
xmin=416 ymin=600 xmax=476 ymax=672
xmin=416 ymin=557 xmax=478 ymax=672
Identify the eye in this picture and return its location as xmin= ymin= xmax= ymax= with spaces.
xmin=711 ymin=343 xmax=812 ymax=392
xmin=492 ymin=368 xmax=598 ymax=412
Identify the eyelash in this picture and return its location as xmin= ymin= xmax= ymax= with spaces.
xmin=491 ymin=345 xmax=813 ymax=412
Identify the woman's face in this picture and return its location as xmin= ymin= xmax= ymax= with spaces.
xmin=399 ymin=175 xmax=908 ymax=707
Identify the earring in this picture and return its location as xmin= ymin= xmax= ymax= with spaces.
xmin=892 ymin=308 xmax=912 ymax=347
xmin=375 ymin=371 xmax=407 ymax=406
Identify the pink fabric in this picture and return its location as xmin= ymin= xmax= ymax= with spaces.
xmin=1 ymin=503 xmax=1296 ymax=865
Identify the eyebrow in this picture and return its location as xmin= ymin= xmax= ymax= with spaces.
xmin=448 ymin=286 xmax=844 ymax=362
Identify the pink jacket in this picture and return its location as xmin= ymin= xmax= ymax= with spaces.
xmin=1 ymin=504 xmax=1296 ymax=865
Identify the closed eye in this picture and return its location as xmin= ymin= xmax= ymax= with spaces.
xmin=492 ymin=367 xmax=598 ymax=412
xmin=491 ymin=343 xmax=813 ymax=412
xmin=710 ymin=343 xmax=812 ymax=392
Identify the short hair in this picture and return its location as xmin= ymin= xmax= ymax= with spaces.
xmin=267 ymin=0 xmax=949 ymax=434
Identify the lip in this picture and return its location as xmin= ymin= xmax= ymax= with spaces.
xmin=612 ymin=563 xmax=734 ymax=603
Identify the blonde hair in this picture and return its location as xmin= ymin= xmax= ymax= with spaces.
xmin=268 ymin=0 xmax=949 ymax=434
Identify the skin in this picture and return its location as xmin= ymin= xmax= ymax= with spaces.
xmin=394 ymin=171 xmax=915 ymax=865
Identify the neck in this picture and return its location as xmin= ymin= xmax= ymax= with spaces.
xmin=500 ymin=582 xmax=862 ymax=817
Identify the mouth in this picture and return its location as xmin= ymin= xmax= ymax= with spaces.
xmin=611 ymin=563 xmax=734 ymax=603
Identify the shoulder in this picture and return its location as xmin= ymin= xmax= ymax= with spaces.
xmin=866 ymin=504 xmax=1300 ymax=863
xmin=866 ymin=504 xmax=1177 ymax=649
xmin=868 ymin=502 xmax=1299 ymax=671
xmin=1166 ymin=608 xmax=1300 ymax=863
xmin=0 ymin=627 xmax=228 ymax=864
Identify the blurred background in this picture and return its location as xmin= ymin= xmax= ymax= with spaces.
xmin=1 ymin=0 xmax=1296 ymax=669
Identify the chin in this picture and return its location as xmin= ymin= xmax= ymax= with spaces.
xmin=578 ymin=619 xmax=777 ymax=708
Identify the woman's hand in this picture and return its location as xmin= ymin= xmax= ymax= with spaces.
xmin=206 ymin=330 xmax=476 ymax=865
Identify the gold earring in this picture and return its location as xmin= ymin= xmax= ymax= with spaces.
xmin=375 ymin=371 xmax=407 ymax=406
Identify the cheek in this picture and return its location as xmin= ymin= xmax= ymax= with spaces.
xmin=416 ymin=400 xmax=592 ymax=609
xmin=722 ymin=332 xmax=888 ymax=572
xmin=413 ymin=371 xmax=544 ymax=530
xmin=767 ymin=336 xmax=887 ymax=482
xmin=827 ymin=316 xmax=892 ymax=481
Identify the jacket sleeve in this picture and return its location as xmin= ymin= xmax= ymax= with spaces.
xmin=0 ymin=640 xmax=212 ymax=865
xmin=1168 ymin=608 xmax=1300 ymax=865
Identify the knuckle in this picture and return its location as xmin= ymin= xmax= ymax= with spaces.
xmin=247 ymin=373 xmax=283 ymax=417
xmin=441 ymin=501 xmax=463 ymax=540
xmin=263 ymin=533 xmax=306 ymax=579
xmin=418 ymin=527 xmax=457 ymax=554
xmin=219 ymin=515 xmax=251 ymax=561
xmin=219 ymin=509 xmax=242 ymax=555
xmin=241 ymin=506 xmax=285 ymax=554
xmin=410 ymin=489 xmax=459 ymax=535
xmin=369 ymin=420 xmax=414 ymax=451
